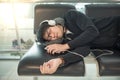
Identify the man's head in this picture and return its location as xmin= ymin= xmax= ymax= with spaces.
xmin=37 ymin=17 xmax=66 ymax=43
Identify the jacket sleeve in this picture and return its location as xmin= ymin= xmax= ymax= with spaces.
xmin=68 ymin=25 xmax=99 ymax=49
xmin=59 ymin=46 xmax=90 ymax=66
xmin=64 ymin=10 xmax=99 ymax=49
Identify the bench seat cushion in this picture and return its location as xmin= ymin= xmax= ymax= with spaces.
xmin=93 ymin=50 xmax=120 ymax=76
xmin=18 ymin=43 xmax=85 ymax=76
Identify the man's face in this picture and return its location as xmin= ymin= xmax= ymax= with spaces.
xmin=43 ymin=25 xmax=64 ymax=41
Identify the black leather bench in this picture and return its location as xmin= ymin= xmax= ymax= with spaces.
xmin=18 ymin=43 xmax=85 ymax=76
xmin=18 ymin=4 xmax=85 ymax=76
xmin=85 ymin=4 xmax=120 ymax=76
xmin=96 ymin=51 xmax=120 ymax=76
xmin=18 ymin=3 xmax=120 ymax=77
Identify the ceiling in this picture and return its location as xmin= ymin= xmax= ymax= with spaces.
xmin=0 ymin=0 xmax=120 ymax=3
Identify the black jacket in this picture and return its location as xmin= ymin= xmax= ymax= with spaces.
xmin=60 ymin=10 xmax=120 ymax=66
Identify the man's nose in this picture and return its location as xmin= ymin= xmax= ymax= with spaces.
xmin=49 ymin=33 xmax=55 ymax=38
xmin=49 ymin=33 xmax=57 ymax=40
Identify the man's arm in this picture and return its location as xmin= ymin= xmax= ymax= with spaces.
xmin=40 ymin=58 xmax=64 ymax=74
xmin=60 ymin=46 xmax=90 ymax=66
xmin=67 ymin=26 xmax=99 ymax=49
xmin=64 ymin=10 xmax=99 ymax=49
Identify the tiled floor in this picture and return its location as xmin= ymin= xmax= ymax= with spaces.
xmin=0 ymin=56 xmax=120 ymax=80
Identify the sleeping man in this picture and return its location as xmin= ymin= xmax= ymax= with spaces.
xmin=37 ymin=10 xmax=120 ymax=74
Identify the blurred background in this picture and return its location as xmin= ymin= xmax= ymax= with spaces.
xmin=0 ymin=0 xmax=120 ymax=80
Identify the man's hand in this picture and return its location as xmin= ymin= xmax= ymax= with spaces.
xmin=40 ymin=58 xmax=63 ymax=74
xmin=45 ymin=44 xmax=70 ymax=54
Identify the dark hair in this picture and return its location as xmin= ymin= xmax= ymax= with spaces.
xmin=37 ymin=22 xmax=51 ymax=43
